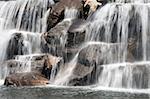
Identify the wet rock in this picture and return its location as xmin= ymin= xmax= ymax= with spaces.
xmin=6 ymin=33 xmax=24 ymax=60
xmin=68 ymin=44 xmax=114 ymax=86
xmin=41 ymin=19 xmax=72 ymax=57
xmin=67 ymin=19 xmax=87 ymax=48
xmin=6 ymin=32 xmax=41 ymax=60
xmin=3 ymin=54 xmax=62 ymax=81
xmin=127 ymin=37 xmax=143 ymax=62
xmin=42 ymin=19 xmax=87 ymax=62
xmin=64 ymin=19 xmax=87 ymax=62
xmin=3 ymin=54 xmax=62 ymax=87
xmin=53 ymin=0 xmax=60 ymax=3
xmin=41 ymin=54 xmax=62 ymax=79
xmin=68 ymin=63 xmax=97 ymax=86
xmin=4 ymin=72 xmax=49 ymax=87
xmin=47 ymin=0 xmax=83 ymax=30
xmin=78 ymin=44 xmax=110 ymax=67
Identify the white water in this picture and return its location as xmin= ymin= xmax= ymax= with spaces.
xmin=64 ymin=7 xmax=78 ymax=19
xmin=0 ymin=0 xmax=54 ymax=79
xmin=83 ymin=1 xmax=150 ymax=89
xmin=0 ymin=0 xmax=54 ymax=32
xmin=49 ymin=0 xmax=150 ymax=89
xmin=0 ymin=0 xmax=149 ymax=93
xmin=53 ymin=53 xmax=79 ymax=85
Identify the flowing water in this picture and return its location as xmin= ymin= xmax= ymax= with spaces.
xmin=0 ymin=0 xmax=54 ymax=79
xmin=0 ymin=0 xmax=150 ymax=99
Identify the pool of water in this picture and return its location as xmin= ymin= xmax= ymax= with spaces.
xmin=0 ymin=85 xmax=150 ymax=99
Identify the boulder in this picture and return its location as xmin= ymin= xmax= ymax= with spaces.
xmin=4 ymin=72 xmax=49 ymax=87
xmin=67 ymin=19 xmax=87 ymax=48
xmin=67 ymin=43 xmax=114 ymax=86
xmin=6 ymin=33 xmax=24 ymax=60
xmin=41 ymin=19 xmax=72 ymax=57
xmin=42 ymin=19 xmax=87 ymax=62
xmin=64 ymin=19 xmax=87 ymax=62
xmin=6 ymin=32 xmax=41 ymax=60
xmin=47 ymin=0 xmax=83 ymax=30
xmin=68 ymin=63 xmax=96 ymax=86
xmin=2 ymin=54 xmax=62 ymax=86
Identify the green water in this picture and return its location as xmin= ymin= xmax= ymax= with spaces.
xmin=0 ymin=86 xmax=149 ymax=99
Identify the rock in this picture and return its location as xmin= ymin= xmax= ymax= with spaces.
xmin=6 ymin=32 xmax=41 ymax=60
xmin=2 ymin=54 xmax=62 ymax=80
xmin=67 ymin=19 xmax=87 ymax=48
xmin=127 ymin=37 xmax=143 ymax=62
xmin=47 ymin=0 xmax=83 ymax=30
xmin=41 ymin=54 xmax=62 ymax=79
xmin=78 ymin=44 xmax=110 ymax=67
xmin=67 ymin=43 xmax=114 ymax=86
xmin=6 ymin=33 xmax=24 ymax=60
xmin=68 ymin=63 xmax=96 ymax=86
xmin=42 ymin=19 xmax=87 ymax=62
xmin=64 ymin=19 xmax=87 ymax=62
xmin=4 ymin=54 xmax=62 ymax=87
xmin=4 ymin=72 xmax=49 ymax=87
xmin=53 ymin=0 xmax=60 ymax=3
xmin=83 ymin=0 xmax=102 ymax=12
xmin=41 ymin=19 xmax=72 ymax=57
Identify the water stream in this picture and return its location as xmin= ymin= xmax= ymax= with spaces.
xmin=0 ymin=0 xmax=150 ymax=98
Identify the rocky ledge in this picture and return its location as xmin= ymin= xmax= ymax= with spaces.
xmin=3 ymin=54 xmax=62 ymax=87
xmin=3 ymin=0 xmax=107 ymax=87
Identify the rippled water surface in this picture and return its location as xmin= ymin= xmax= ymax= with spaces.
xmin=0 ymin=85 xmax=150 ymax=99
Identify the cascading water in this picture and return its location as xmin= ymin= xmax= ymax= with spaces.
xmin=0 ymin=0 xmax=54 ymax=79
xmin=47 ymin=8 xmax=79 ymax=83
xmin=51 ymin=0 xmax=150 ymax=89
xmin=0 ymin=0 xmax=150 ymax=93
xmin=84 ymin=0 xmax=150 ymax=89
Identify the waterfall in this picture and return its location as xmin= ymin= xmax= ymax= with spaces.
xmin=84 ymin=1 xmax=150 ymax=88
xmin=0 ymin=0 xmax=54 ymax=32
xmin=86 ymin=3 xmax=150 ymax=62
xmin=50 ymin=0 xmax=150 ymax=88
xmin=0 ymin=0 xmax=150 ymax=90
xmin=46 ymin=8 xmax=79 ymax=83
xmin=0 ymin=0 xmax=54 ymax=79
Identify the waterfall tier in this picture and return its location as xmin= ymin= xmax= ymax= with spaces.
xmin=1 ymin=0 xmax=150 ymax=90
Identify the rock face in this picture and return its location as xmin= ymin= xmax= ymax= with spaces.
xmin=67 ymin=19 xmax=87 ymax=48
xmin=41 ymin=19 xmax=72 ymax=57
xmin=42 ymin=19 xmax=88 ymax=62
xmin=67 ymin=44 xmax=113 ymax=86
xmin=3 ymin=0 xmax=109 ymax=87
xmin=6 ymin=33 xmax=24 ymax=60
xmin=47 ymin=0 xmax=83 ymax=30
xmin=4 ymin=54 xmax=62 ymax=86
xmin=4 ymin=72 xmax=49 ymax=87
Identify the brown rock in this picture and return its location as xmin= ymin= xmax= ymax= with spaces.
xmin=47 ymin=0 xmax=83 ymax=30
xmin=4 ymin=72 xmax=49 ymax=87
xmin=41 ymin=19 xmax=72 ymax=57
